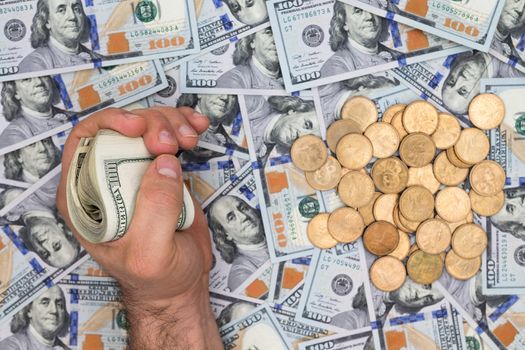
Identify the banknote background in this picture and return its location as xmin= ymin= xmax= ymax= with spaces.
xmin=1 ymin=0 xmax=525 ymax=349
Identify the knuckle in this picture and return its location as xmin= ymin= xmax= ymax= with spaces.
xmin=140 ymin=181 xmax=182 ymax=213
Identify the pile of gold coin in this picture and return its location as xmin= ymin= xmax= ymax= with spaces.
xmin=291 ymin=94 xmax=506 ymax=292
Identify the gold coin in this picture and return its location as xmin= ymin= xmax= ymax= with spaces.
xmin=469 ymin=160 xmax=506 ymax=197
xmin=399 ymin=132 xmax=436 ymax=167
xmin=371 ymin=157 xmax=409 ymax=194
xmin=437 ymin=213 xmax=472 ymax=232
xmin=305 ymin=156 xmax=342 ymax=191
xmin=435 ymin=187 xmax=471 ymax=222
xmin=451 ymin=223 xmax=487 ymax=259
xmin=407 ymin=250 xmax=444 ymax=284
xmin=454 ymin=128 xmax=490 ymax=165
xmin=389 ymin=230 xmax=411 ymax=261
xmin=433 ymin=152 xmax=469 ymax=186
xmin=338 ymin=171 xmax=376 ymax=208
xmin=407 ymin=164 xmax=440 ymax=194
xmin=336 ymin=133 xmax=373 ymax=170
xmin=341 ymin=96 xmax=378 ymax=132
xmin=390 ymin=110 xmax=408 ymax=139
xmin=326 ymin=119 xmax=362 ymax=152
xmin=291 ymin=135 xmax=328 ymax=171
xmin=468 ymin=93 xmax=505 ymax=130
xmin=445 ymin=250 xmax=480 ymax=280
xmin=409 ymin=243 xmax=419 ymax=256
xmin=398 ymin=208 xmax=423 ymax=233
xmin=402 ymin=100 xmax=439 ymax=135
xmin=383 ymin=104 xmax=406 ymax=123
xmin=370 ymin=256 xmax=406 ymax=292
xmin=307 ymin=213 xmax=338 ymax=249
xmin=432 ymin=113 xmax=461 ymax=149
xmin=393 ymin=205 xmax=413 ymax=233
xmin=363 ymin=221 xmax=400 ymax=256
xmin=364 ymin=122 xmax=400 ymax=158
xmin=416 ymin=218 xmax=451 ymax=254
xmin=373 ymin=193 xmax=398 ymax=225
xmin=399 ymin=185 xmax=435 ymax=222
xmin=470 ymin=190 xmax=505 ymax=217
xmin=327 ymin=207 xmax=365 ymax=243
xmin=446 ymin=147 xmax=473 ymax=169
xmin=359 ymin=192 xmax=381 ymax=226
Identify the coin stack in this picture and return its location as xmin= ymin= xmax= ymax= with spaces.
xmin=291 ymin=94 xmax=506 ymax=292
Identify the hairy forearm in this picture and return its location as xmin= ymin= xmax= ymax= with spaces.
xmin=121 ymin=277 xmax=222 ymax=350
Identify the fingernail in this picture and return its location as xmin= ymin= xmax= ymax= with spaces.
xmin=179 ymin=124 xmax=198 ymax=138
xmin=124 ymin=112 xmax=142 ymax=119
xmin=192 ymin=111 xmax=208 ymax=119
xmin=157 ymin=155 xmax=180 ymax=179
xmin=159 ymin=130 xmax=176 ymax=145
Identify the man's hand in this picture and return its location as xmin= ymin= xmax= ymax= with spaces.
xmin=56 ymin=107 xmax=222 ymax=349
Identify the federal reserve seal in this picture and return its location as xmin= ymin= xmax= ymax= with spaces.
xmin=298 ymin=196 xmax=319 ymax=219
xmin=4 ymin=19 xmax=26 ymax=42
xmin=135 ymin=0 xmax=158 ymax=23
xmin=302 ymin=25 xmax=324 ymax=47
xmin=331 ymin=274 xmax=353 ymax=296
xmin=157 ymin=75 xmax=177 ymax=98
xmin=514 ymin=245 xmax=525 ymax=266
xmin=515 ymin=113 xmax=525 ymax=136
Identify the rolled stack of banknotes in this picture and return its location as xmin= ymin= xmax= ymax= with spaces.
xmin=0 ymin=0 xmax=524 ymax=349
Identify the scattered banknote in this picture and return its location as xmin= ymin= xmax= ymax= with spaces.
xmin=210 ymin=290 xmax=262 ymax=328
xmin=267 ymin=0 xmax=466 ymax=92
xmin=298 ymin=329 xmax=374 ymax=350
xmin=270 ymin=255 xmax=311 ymax=305
xmin=340 ymin=0 xmax=505 ymax=51
xmin=234 ymin=261 xmax=273 ymax=300
xmin=0 ymin=0 xmax=198 ymax=81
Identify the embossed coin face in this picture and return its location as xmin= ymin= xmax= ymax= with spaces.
xmin=399 ymin=185 xmax=435 ymax=222
xmin=445 ymin=250 xmax=481 ymax=281
xmin=305 ymin=156 xmax=342 ymax=191
xmin=326 ymin=119 xmax=362 ymax=152
xmin=364 ymin=122 xmax=400 ymax=158
xmin=336 ymin=133 xmax=373 ymax=170
xmin=371 ymin=157 xmax=409 ymax=194
xmin=389 ymin=230 xmax=411 ymax=261
xmin=433 ymin=152 xmax=469 ymax=186
xmin=446 ymin=147 xmax=472 ymax=169
xmin=454 ymin=128 xmax=490 ymax=165
xmin=399 ymin=132 xmax=436 ymax=167
xmin=291 ymin=135 xmax=328 ymax=171
xmin=358 ymin=192 xmax=381 ymax=226
xmin=408 ymin=164 xmax=440 ymax=194
xmin=416 ymin=219 xmax=451 ymax=255
xmin=435 ymin=187 xmax=471 ymax=222
xmin=363 ymin=221 xmax=400 ymax=256
xmin=432 ymin=113 xmax=461 ymax=149
xmin=383 ymin=104 xmax=406 ymax=123
xmin=468 ymin=93 xmax=505 ymax=130
xmin=407 ymin=250 xmax=444 ymax=284
xmin=338 ymin=171 xmax=375 ymax=208
xmin=402 ymin=100 xmax=439 ymax=135
xmin=451 ymin=223 xmax=487 ymax=259
xmin=390 ymin=110 xmax=408 ymax=139
xmin=341 ymin=96 xmax=378 ymax=132
xmin=370 ymin=256 xmax=406 ymax=292
xmin=398 ymin=208 xmax=422 ymax=232
xmin=373 ymin=193 xmax=398 ymax=225
xmin=469 ymin=160 xmax=506 ymax=197
xmin=307 ymin=213 xmax=338 ymax=249
xmin=470 ymin=190 xmax=505 ymax=217
xmin=327 ymin=207 xmax=365 ymax=243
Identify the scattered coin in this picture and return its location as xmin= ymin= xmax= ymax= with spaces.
xmin=445 ymin=250 xmax=481 ymax=281
xmin=446 ymin=147 xmax=473 ymax=169
xmin=307 ymin=213 xmax=338 ymax=249
xmin=407 ymin=250 xmax=444 ymax=284
xmin=327 ymin=207 xmax=365 ymax=243
xmin=359 ymin=192 xmax=382 ymax=226
xmin=390 ymin=110 xmax=408 ymax=139
xmin=364 ymin=122 xmax=400 ymax=158
xmin=393 ymin=205 xmax=413 ymax=233
xmin=399 ymin=132 xmax=436 ymax=167
xmin=454 ymin=128 xmax=490 ymax=165
xmin=382 ymin=104 xmax=406 ymax=123
xmin=389 ymin=231 xmax=411 ymax=261
xmin=326 ymin=119 xmax=362 ymax=152
xmin=373 ymin=193 xmax=398 ymax=226
xmin=435 ymin=187 xmax=471 ymax=222
xmin=407 ymin=164 xmax=440 ymax=194
xmin=336 ymin=133 xmax=373 ymax=170
xmin=341 ymin=96 xmax=378 ymax=132
xmin=399 ymin=185 xmax=435 ymax=222
xmin=305 ymin=156 xmax=342 ymax=191
xmin=291 ymin=135 xmax=328 ymax=171
xmin=432 ymin=113 xmax=461 ymax=149
xmin=468 ymin=93 xmax=505 ymax=130
xmin=469 ymin=160 xmax=506 ymax=197
xmin=371 ymin=157 xmax=409 ymax=194
xmin=397 ymin=208 xmax=422 ymax=233
xmin=416 ymin=218 xmax=451 ymax=254
xmin=338 ymin=171 xmax=376 ymax=208
xmin=370 ymin=256 xmax=406 ymax=292
xmin=363 ymin=221 xmax=400 ymax=256
xmin=470 ymin=190 xmax=505 ymax=217
xmin=408 ymin=243 xmax=420 ymax=256
xmin=402 ymin=100 xmax=439 ymax=135
xmin=433 ymin=152 xmax=469 ymax=186
xmin=451 ymin=223 xmax=487 ymax=259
